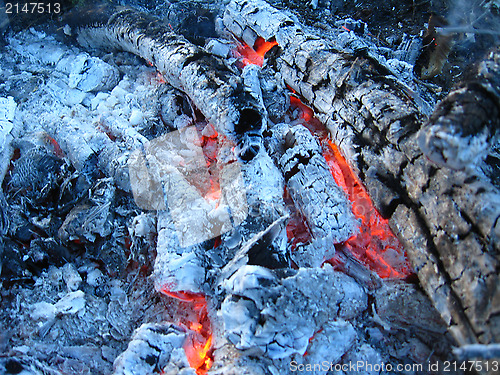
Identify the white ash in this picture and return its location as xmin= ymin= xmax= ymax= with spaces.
xmin=418 ymin=121 xmax=492 ymax=170
xmin=127 ymin=212 xmax=158 ymax=265
xmin=6 ymin=29 xmax=167 ymax=191
xmin=341 ymin=343 xmax=384 ymax=375
xmin=279 ymin=125 xmax=359 ymax=242
xmin=205 ymin=39 xmax=235 ymax=59
xmin=240 ymin=150 xmax=285 ymax=224
xmin=67 ymin=54 xmax=120 ymax=93
xmin=1 ymin=262 xmax=176 ymax=374
xmin=214 ymin=150 xmax=288 ymax=269
xmin=220 ymin=265 xmax=366 ymax=359
xmin=128 ymin=125 xmax=248 ymax=246
xmin=291 ymin=236 xmax=336 ymax=268
xmin=113 ymin=323 xmax=194 ymax=375
xmin=286 ymin=320 xmax=357 ymax=375
xmin=62 ymin=263 xmax=83 ymax=291
xmin=242 ymin=64 xmax=265 ymax=110
xmin=0 ymin=27 xmax=198 ymax=374
xmin=153 ymin=211 xmax=206 ymax=293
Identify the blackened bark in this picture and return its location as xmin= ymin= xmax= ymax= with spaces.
xmin=224 ymin=0 xmax=500 ymax=350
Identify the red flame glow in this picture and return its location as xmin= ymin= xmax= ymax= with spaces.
xmin=284 ymin=96 xmax=413 ymax=279
xmin=322 ymin=141 xmax=413 ymax=278
xmin=160 ymin=289 xmax=214 ymax=374
xmin=235 ymin=37 xmax=278 ymax=67
xmin=155 ymin=124 xmax=222 ymax=374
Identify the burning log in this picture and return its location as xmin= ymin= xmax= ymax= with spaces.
xmin=69 ymin=5 xmax=266 ymax=161
xmin=278 ymin=124 xmax=359 ymax=243
xmin=223 ymin=0 xmax=500 ymax=349
xmin=418 ymin=46 xmax=500 ymax=170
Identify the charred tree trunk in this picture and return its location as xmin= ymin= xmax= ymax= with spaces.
xmin=224 ymin=0 xmax=500 ymax=348
xmin=70 ymin=5 xmax=266 ymax=161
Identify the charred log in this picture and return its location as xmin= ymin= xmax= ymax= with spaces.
xmin=223 ymin=0 xmax=500 ymax=349
xmin=275 ymin=124 xmax=358 ymax=243
xmin=418 ymin=46 xmax=500 ymax=170
xmin=68 ymin=5 xmax=266 ymax=161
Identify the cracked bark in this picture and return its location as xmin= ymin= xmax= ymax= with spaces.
xmin=224 ymin=0 xmax=500 ymax=348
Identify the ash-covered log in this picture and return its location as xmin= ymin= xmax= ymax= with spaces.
xmin=277 ymin=124 xmax=359 ymax=243
xmin=68 ymin=4 xmax=266 ymax=161
xmin=219 ymin=264 xmax=366 ymax=359
xmin=418 ymin=46 xmax=500 ymax=170
xmin=223 ymin=0 xmax=500 ymax=349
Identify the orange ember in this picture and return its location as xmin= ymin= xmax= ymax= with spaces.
xmin=160 ymin=289 xmax=214 ymax=374
xmin=284 ymin=95 xmax=413 ymax=279
xmin=322 ymin=141 xmax=413 ymax=278
xmin=195 ymin=122 xmax=222 ymax=202
xmin=235 ymin=37 xmax=278 ymax=67
xmin=42 ymin=133 xmax=64 ymax=158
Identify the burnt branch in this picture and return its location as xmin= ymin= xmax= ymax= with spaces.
xmin=223 ymin=0 xmax=500 ymax=347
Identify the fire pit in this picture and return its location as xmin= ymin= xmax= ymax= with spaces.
xmin=1 ymin=1 xmax=499 ymax=374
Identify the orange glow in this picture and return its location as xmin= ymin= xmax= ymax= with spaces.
xmin=284 ymin=95 xmax=413 ymax=279
xmin=195 ymin=123 xmax=222 ymax=202
xmin=303 ymin=328 xmax=324 ymax=357
xmin=42 ymin=133 xmax=64 ymax=158
xmin=322 ymin=141 xmax=413 ymax=278
xmin=160 ymin=289 xmax=213 ymax=374
xmin=156 ymin=72 xmax=166 ymax=84
xmin=235 ymin=37 xmax=278 ymax=67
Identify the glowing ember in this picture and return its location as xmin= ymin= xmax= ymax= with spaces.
xmin=285 ymin=95 xmax=413 ymax=279
xmin=155 ymin=123 xmax=219 ymax=374
xmin=322 ymin=141 xmax=413 ymax=278
xmin=39 ymin=132 xmax=64 ymax=158
xmin=160 ymin=289 xmax=214 ymax=374
xmin=235 ymin=37 xmax=278 ymax=66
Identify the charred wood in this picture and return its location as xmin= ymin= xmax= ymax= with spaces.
xmin=278 ymin=124 xmax=358 ymax=243
xmin=69 ymin=5 xmax=266 ymax=161
xmin=224 ymin=0 xmax=500 ymax=349
xmin=418 ymin=46 xmax=500 ymax=170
